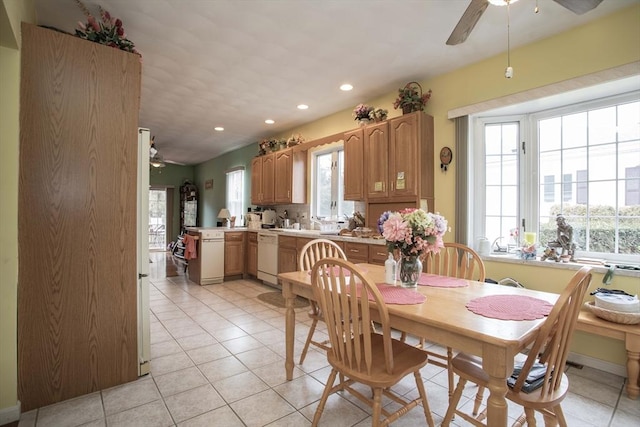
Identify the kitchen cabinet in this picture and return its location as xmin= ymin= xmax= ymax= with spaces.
xmin=363 ymin=111 xmax=434 ymax=205
xmin=275 ymin=148 xmax=307 ymax=204
xmin=251 ymin=153 xmax=275 ymax=205
xmin=344 ymin=241 xmax=369 ymax=263
xmin=368 ymin=245 xmax=390 ymax=266
xmin=17 ymin=24 xmax=141 ymax=411
xmin=343 ymin=128 xmax=365 ymax=200
xmin=247 ymin=232 xmax=258 ymax=277
xmin=224 ymin=232 xmax=245 ymax=277
xmin=278 ymin=235 xmax=298 ymax=274
xmin=252 ymin=148 xmax=306 ymax=206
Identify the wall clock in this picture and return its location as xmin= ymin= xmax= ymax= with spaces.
xmin=440 ymin=146 xmax=453 ymax=171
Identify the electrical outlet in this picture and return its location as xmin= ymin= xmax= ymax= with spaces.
xmin=301 ymin=212 xmax=308 ymax=220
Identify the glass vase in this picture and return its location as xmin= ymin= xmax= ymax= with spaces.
xmin=399 ymin=255 xmax=422 ymax=288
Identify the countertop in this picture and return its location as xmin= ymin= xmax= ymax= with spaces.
xmin=185 ymin=226 xmax=385 ymax=245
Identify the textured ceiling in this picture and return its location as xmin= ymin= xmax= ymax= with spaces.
xmin=33 ymin=0 xmax=638 ymax=165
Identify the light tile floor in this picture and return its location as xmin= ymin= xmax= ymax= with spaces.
xmin=17 ymin=252 xmax=639 ymax=426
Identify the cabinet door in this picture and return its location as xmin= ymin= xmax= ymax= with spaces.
xmin=344 ymin=129 xmax=364 ymax=201
xmin=247 ymin=232 xmax=258 ymax=276
xmin=274 ymin=149 xmax=292 ymax=203
xmin=364 ymin=122 xmax=389 ymax=200
xmin=278 ymin=246 xmax=298 ymax=274
xmin=389 ymin=114 xmax=419 ymax=198
xmin=224 ymin=232 xmax=245 ymax=276
xmin=251 ymin=157 xmax=263 ymax=205
xmin=262 ymin=153 xmax=275 ymax=204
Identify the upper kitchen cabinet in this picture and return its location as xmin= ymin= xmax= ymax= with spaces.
xmin=343 ymin=128 xmax=364 ymax=201
xmin=363 ymin=121 xmax=390 ymax=200
xmin=252 ymin=148 xmax=306 ymax=206
xmin=251 ymin=153 xmax=275 ymax=205
xmin=274 ymin=148 xmax=306 ymax=204
xmin=18 ymin=23 xmax=141 ymax=411
xmin=364 ymin=111 xmax=434 ymax=206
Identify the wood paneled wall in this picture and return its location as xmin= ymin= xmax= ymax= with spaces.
xmin=18 ymin=23 xmax=141 ymax=411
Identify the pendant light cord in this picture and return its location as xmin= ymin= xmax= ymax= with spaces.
xmin=507 ymin=0 xmax=511 ymax=68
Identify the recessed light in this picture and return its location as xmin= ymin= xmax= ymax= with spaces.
xmin=340 ymin=84 xmax=353 ymax=91
xmin=297 ymin=104 xmax=309 ymax=110
xmin=214 ymin=127 xmax=224 ymax=131
xmin=265 ymin=119 xmax=275 ymax=124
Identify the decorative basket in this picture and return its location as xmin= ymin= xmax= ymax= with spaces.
xmin=584 ymin=301 xmax=640 ymax=325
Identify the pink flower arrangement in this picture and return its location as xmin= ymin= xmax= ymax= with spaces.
xmin=378 ymin=208 xmax=448 ymax=257
xmin=74 ymin=0 xmax=139 ymax=55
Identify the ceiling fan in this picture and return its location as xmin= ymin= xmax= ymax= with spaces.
xmin=446 ymin=0 xmax=604 ymax=45
xmin=149 ymin=137 xmax=166 ymax=168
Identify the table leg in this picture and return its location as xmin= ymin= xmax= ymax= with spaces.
xmin=483 ymin=346 xmax=509 ymax=427
xmin=282 ymin=281 xmax=295 ymax=381
xmin=626 ymin=334 xmax=640 ymax=399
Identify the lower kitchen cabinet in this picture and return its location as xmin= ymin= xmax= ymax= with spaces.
xmin=247 ymin=232 xmax=258 ymax=277
xmin=224 ymin=231 xmax=245 ymax=277
xmin=368 ymin=245 xmax=389 ymax=265
xmin=278 ymin=235 xmax=298 ymax=274
xmin=344 ymin=241 xmax=369 ymax=263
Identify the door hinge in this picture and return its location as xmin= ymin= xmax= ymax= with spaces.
xmin=139 ymin=273 xmax=148 ymax=279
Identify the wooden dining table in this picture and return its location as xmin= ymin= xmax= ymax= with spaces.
xmin=279 ymin=263 xmax=560 ymax=427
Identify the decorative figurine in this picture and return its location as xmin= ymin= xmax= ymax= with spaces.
xmin=544 ymin=214 xmax=576 ymax=262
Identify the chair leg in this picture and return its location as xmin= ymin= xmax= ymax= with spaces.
xmin=524 ymin=407 xmax=537 ymax=426
xmin=442 ymin=376 xmax=467 ymax=426
xmin=553 ymin=405 xmax=568 ymax=427
xmin=472 ymin=385 xmax=485 ymax=415
xmin=299 ymin=318 xmax=318 ymax=364
xmin=371 ymin=387 xmax=382 ymax=427
xmin=312 ymin=368 xmax=338 ymax=427
xmin=414 ymin=371 xmax=435 ymax=427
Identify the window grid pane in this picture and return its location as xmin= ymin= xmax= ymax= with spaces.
xmin=538 ymin=100 xmax=640 ymax=256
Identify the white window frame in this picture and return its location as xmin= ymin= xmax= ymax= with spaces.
xmin=310 ymin=143 xmax=354 ymax=220
xmin=226 ymin=167 xmax=244 ymax=221
xmin=470 ymin=91 xmax=640 ymax=264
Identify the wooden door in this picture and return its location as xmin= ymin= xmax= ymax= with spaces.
xmin=247 ymin=233 xmax=258 ymax=277
xmin=18 ymin=24 xmax=141 ymax=411
xmin=224 ymin=232 xmax=245 ymax=276
xmin=364 ymin=122 xmax=389 ymax=200
xmin=251 ymin=157 xmax=263 ymax=205
xmin=343 ymin=129 xmax=364 ymax=200
xmin=274 ymin=149 xmax=292 ymax=203
xmin=389 ymin=113 xmax=419 ymax=199
xmin=262 ymin=153 xmax=275 ymax=205
xmin=278 ymin=236 xmax=298 ymax=274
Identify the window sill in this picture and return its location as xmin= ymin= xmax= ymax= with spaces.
xmin=481 ymin=254 xmax=640 ymax=279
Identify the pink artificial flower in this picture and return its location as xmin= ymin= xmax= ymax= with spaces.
xmin=88 ymin=16 xmax=100 ymax=32
xmin=117 ymin=26 xmax=124 ymax=36
xmin=115 ymin=18 xmax=122 ymax=28
xmin=78 ymin=21 xmax=86 ymax=31
xmin=382 ymin=214 xmax=408 ymax=243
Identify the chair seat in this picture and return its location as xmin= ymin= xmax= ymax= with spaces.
xmin=452 ymin=350 xmax=571 ymax=410
xmin=328 ymin=334 xmax=429 ymax=388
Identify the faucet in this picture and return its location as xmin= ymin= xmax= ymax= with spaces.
xmin=310 ymin=218 xmax=322 ymax=230
xmin=492 ymin=237 xmax=507 ymax=253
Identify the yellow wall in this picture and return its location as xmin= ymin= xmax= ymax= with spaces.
xmin=267 ymin=5 xmax=640 ymax=367
xmin=1 ymin=0 xmax=34 ymax=416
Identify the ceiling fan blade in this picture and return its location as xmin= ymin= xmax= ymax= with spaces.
xmin=553 ymin=0 xmax=604 ymax=15
xmin=446 ymin=0 xmax=490 ymax=46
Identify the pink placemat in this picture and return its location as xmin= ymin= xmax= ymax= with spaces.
xmin=466 ymin=295 xmax=553 ymax=320
xmin=418 ymin=273 xmax=469 ymax=288
xmin=348 ymin=283 xmax=426 ymax=305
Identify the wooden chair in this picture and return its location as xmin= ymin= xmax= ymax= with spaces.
xmin=297 ymin=239 xmax=347 ymax=364
xmin=442 ymin=266 xmax=593 ymax=427
xmin=310 ymin=257 xmax=435 ymax=427
xmin=410 ymin=243 xmax=486 ymax=403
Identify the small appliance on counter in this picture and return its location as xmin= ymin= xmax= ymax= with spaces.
xmin=262 ymin=209 xmax=277 ymax=227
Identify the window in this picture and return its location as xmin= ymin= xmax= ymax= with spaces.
xmin=226 ymin=168 xmax=244 ymax=220
xmin=472 ymin=93 xmax=640 ymax=262
xmin=311 ymin=145 xmax=354 ymax=219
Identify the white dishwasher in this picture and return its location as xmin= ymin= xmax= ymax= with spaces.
xmin=200 ymin=229 xmax=225 ymax=284
xmin=257 ymin=232 xmax=279 ymax=286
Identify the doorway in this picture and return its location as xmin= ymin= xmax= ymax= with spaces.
xmin=149 ymin=188 xmax=167 ymax=251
